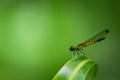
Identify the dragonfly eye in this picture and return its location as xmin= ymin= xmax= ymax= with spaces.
xmin=69 ymin=46 xmax=75 ymax=51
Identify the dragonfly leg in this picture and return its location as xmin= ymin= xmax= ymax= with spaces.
xmin=76 ymin=50 xmax=80 ymax=56
xmin=72 ymin=51 xmax=75 ymax=57
xmin=79 ymin=50 xmax=85 ymax=55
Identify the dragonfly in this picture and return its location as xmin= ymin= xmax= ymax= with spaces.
xmin=69 ymin=29 xmax=109 ymax=56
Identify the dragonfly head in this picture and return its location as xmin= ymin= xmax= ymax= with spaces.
xmin=69 ymin=46 xmax=75 ymax=51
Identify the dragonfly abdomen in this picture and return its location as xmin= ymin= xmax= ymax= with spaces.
xmin=80 ymin=40 xmax=95 ymax=48
xmin=96 ymin=37 xmax=105 ymax=42
xmin=75 ymin=41 xmax=95 ymax=50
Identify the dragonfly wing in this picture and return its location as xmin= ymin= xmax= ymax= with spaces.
xmin=84 ymin=29 xmax=109 ymax=43
xmin=76 ymin=29 xmax=109 ymax=49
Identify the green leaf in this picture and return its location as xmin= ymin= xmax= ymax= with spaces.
xmin=52 ymin=56 xmax=98 ymax=80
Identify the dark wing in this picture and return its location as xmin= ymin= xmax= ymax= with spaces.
xmin=84 ymin=29 xmax=109 ymax=43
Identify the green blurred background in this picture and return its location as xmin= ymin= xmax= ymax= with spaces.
xmin=0 ymin=0 xmax=120 ymax=80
